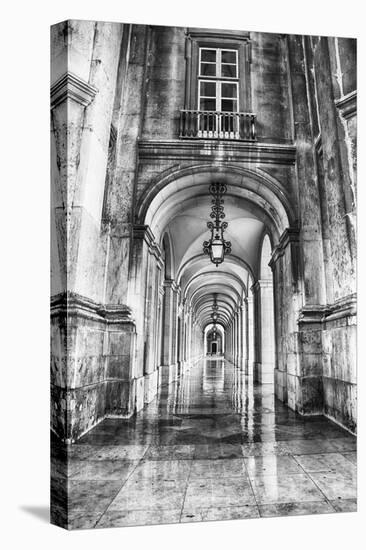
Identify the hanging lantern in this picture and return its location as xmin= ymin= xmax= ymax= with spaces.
xmin=211 ymin=293 xmax=219 ymax=336
xmin=203 ymin=182 xmax=231 ymax=267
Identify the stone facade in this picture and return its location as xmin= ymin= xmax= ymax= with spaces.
xmin=51 ymin=21 xmax=356 ymax=444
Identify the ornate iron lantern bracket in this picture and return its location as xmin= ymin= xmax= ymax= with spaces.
xmin=203 ymin=182 xmax=231 ymax=266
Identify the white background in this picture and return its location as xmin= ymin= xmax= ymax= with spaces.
xmin=0 ymin=1 xmax=364 ymax=548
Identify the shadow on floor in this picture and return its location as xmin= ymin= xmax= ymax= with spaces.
xmin=20 ymin=506 xmax=49 ymax=523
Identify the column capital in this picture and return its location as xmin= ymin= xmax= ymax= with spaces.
xmin=252 ymin=279 xmax=273 ymax=292
xmin=163 ymin=278 xmax=180 ymax=293
xmin=269 ymin=226 xmax=300 ymax=268
xmin=133 ymin=224 xmax=163 ymax=262
xmin=51 ymin=72 xmax=98 ymax=109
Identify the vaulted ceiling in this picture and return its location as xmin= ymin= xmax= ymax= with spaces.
xmin=142 ymin=170 xmax=283 ymax=330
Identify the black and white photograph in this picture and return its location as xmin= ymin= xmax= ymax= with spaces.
xmin=50 ymin=18 xmax=357 ymax=530
xmin=2 ymin=1 xmax=363 ymax=548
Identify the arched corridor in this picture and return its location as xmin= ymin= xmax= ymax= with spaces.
xmin=50 ymin=21 xmax=357 ymax=529
xmin=131 ymin=166 xmax=289 ymax=404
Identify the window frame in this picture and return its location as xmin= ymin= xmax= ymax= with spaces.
xmin=198 ymin=47 xmax=239 ymax=80
xmin=184 ymin=30 xmax=252 ymax=113
xmin=198 ymin=79 xmax=239 ymax=113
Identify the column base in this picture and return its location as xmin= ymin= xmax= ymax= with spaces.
xmin=253 ymin=362 xmax=275 ymax=384
xmin=158 ymin=363 xmax=179 ymax=387
xmin=143 ymin=370 xmax=159 ymax=404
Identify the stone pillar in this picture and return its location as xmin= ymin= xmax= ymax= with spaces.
xmin=252 ymin=283 xmax=261 ymax=381
xmin=127 ymin=226 xmax=160 ymax=410
xmin=235 ymin=311 xmax=240 ymax=366
xmin=247 ymin=295 xmax=254 ymax=376
xmin=51 ymin=21 xmax=126 ymax=446
xmin=243 ymin=299 xmax=249 ymax=373
xmin=238 ymin=303 xmax=245 ymax=370
xmin=143 ymin=247 xmax=163 ymax=404
xmin=252 ymin=279 xmax=275 ymax=384
xmin=269 ymin=228 xmax=303 ymax=411
xmin=159 ymin=279 xmax=177 ymax=385
xmin=228 ymin=321 xmax=232 ymax=362
xmin=171 ymin=285 xmax=180 ymax=379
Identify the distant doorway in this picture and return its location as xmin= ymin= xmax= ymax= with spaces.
xmin=211 ymin=342 xmax=217 ymax=354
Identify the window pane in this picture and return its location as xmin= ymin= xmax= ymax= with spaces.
xmin=200 ymin=63 xmax=216 ymax=76
xmin=221 ymin=83 xmax=237 ymax=98
xmin=200 ymin=98 xmax=216 ymax=111
xmin=200 ymin=81 xmax=216 ymax=97
xmin=221 ymin=50 xmax=236 ymax=64
xmin=221 ymin=99 xmax=237 ymax=112
xmin=201 ymin=49 xmax=217 ymax=62
xmin=221 ymin=64 xmax=237 ymax=78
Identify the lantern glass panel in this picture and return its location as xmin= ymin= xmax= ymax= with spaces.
xmin=211 ymin=239 xmax=224 ymax=261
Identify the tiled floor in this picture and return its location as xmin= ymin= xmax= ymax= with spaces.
xmin=52 ymin=358 xmax=357 ymax=529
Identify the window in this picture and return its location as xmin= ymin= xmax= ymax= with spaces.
xmin=181 ymin=30 xmax=254 ymax=140
xmin=198 ymin=48 xmax=239 ymax=136
xmin=198 ymin=48 xmax=239 ymax=113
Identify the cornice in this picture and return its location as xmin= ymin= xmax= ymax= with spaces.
xmin=335 ymin=90 xmax=357 ymax=120
xmin=138 ymin=139 xmax=296 ymax=165
xmin=297 ymin=293 xmax=357 ymax=325
xmin=297 ymin=305 xmax=328 ymax=325
xmin=186 ymin=28 xmax=250 ymax=42
xmin=51 ymin=72 xmax=98 ymax=109
xmin=50 ymin=292 xmax=135 ymax=326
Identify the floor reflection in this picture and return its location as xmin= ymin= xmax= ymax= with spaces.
xmin=52 ymin=358 xmax=357 ymax=529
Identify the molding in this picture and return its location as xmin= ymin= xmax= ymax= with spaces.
xmin=269 ymin=226 xmax=300 ymax=266
xmin=252 ymin=278 xmax=273 ymax=292
xmin=138 ymin=139 xmax=296 ymax=165
xmin=297 ymin=305 xmax=328 ymax=325
xmin=187 ymin=28 xmax=250 ymax=43
xmin=133 ymin=224 xmax=155 ymax=245
xmin=297 ymin=294 xmax=357 ymax=326
xmin=51 ymin=72 xmax=98 ymax=109
xmin=51 ymin=292 xmax=135 ymax=326
xmin=335 ymin=90 xmax=357 ymax=120
xmin=163 ymin=279 xmax=180 ymax=293
xmin=325 ymin=293 xmax=357 ymax=323
xmin=133 ymin=224 xmax=162 ymax=261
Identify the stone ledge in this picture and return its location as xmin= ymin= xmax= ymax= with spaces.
xmin=138 ymin=139 xmax=297 ymax=165
xmin=335 ymin=90 xmax=357 ymax=120
xmin=51 ymin=72 xmax=98 ymax=109
xmin=297 ymin=293 xmax=357 ymax=326
xmin=51 ymin=291 xmax=135 ymax=326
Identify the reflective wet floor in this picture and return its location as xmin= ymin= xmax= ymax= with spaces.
xmin=58 ymin=358 xmax=357 ymax=529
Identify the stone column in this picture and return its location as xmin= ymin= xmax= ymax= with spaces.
xmin=252 ymin=279 xmax=275 ymax=384
xmin=159 ymin=279 xmax=176 ymax=385
xmin=238 ymin=303 xmax=245 ymax=370
xmin=143 ymin=247 xmax=163 ymax=404
xmin=234 ymin=314 xmax=238 ymax=364
xmin=51 ymin=21 xmax=126 ymax=446
xmin=269 ymin=229 xmax=302 ymax=410
xmin=237 ymin=310 xmax=241 ymax=366
xmin=247 ymin=295 xmax=254 ymax=376
xmin=171 ymin=285 xmax=180 ymax=380
xmin=243 ymin=300 xmax=249 ymax=373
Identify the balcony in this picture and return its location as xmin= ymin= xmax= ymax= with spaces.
xmin=179 ymin=110 xmax=256 ymax=141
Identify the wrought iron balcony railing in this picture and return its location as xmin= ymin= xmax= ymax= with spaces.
xmin=179 ymin=110 xmax=256 ymax=141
